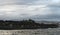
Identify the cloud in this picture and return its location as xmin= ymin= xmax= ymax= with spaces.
xmin=0 ymin=5 xmax=51 ymax=20
xmin=0 ymin=0 xmax=60 ymax=21
xmin=0 ymin=0 xmax=38 ymax=5
xmin=47 ymin=0 xmax=60 ymax=15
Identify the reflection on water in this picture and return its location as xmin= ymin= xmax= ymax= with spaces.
xmin=0 ymin=28 xmax=60 ymax=35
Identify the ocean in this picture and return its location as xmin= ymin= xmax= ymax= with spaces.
xmin=0 ymin=28 xmax=60 ymax=35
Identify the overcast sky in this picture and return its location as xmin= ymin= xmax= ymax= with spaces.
xmin=0 ymin=0 xmax=60 ymax=21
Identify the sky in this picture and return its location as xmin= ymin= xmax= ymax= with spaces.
xmin=0 ymin=0 xmax=60 ymax=21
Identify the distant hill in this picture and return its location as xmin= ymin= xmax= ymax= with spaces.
xmin=0 ymin=19 xmax=59 ymax=30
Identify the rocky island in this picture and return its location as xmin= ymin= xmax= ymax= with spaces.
xmin=0 ymin=19 xmax=59 ymax=30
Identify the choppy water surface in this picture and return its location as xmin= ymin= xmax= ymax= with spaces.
xmin=0 ymin=28 xmax=60 ymax=35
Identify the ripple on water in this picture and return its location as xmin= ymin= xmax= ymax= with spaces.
xmin=0 ymin=28 xmax=60 ymax=35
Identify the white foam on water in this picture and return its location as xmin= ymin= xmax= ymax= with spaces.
xmin=0 ymin=28 xmax=60 ymax=35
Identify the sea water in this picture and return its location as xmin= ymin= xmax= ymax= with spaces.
xmin=0 ymin=28 xmax=60 ymax=35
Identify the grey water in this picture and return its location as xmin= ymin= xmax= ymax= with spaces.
xmin=0 ymin=28 xmax=60 ymax=35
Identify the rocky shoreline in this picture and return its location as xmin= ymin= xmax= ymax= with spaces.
xmin=0 ymin=19 xmax=59 ymax=30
